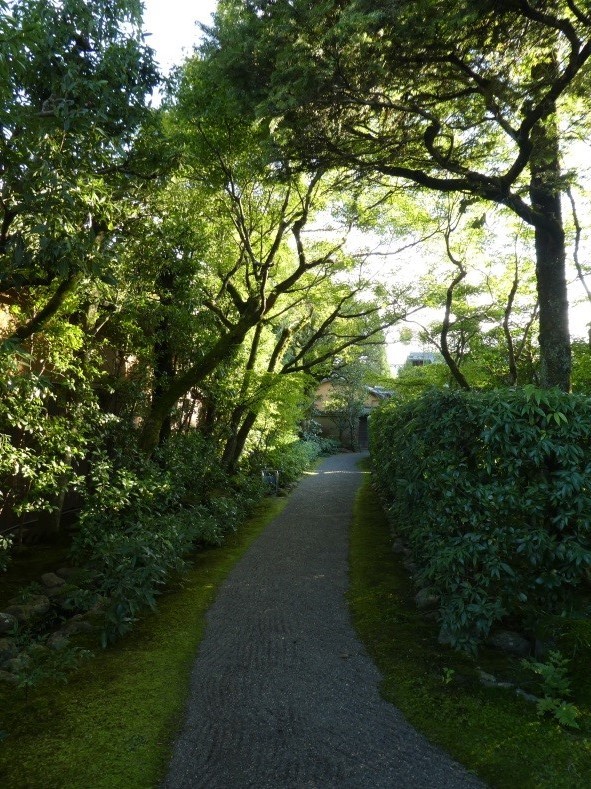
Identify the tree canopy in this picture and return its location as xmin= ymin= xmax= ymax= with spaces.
xmin=204 ymin=0 xmax=591 ymax=390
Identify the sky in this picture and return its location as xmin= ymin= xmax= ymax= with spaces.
xmin=142 ymin=0 xmax=217 ymax=73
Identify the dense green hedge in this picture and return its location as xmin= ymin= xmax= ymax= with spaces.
xmin=371 ymin=387 xmax=591 ymax=651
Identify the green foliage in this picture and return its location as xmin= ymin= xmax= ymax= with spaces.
xmin=371 ymin=387 xmax=591 ymax=651
xmin=572 ymin=340 xmax=591 ymax=393
xmin=0 ymin=534 xmax=11 ymax=573
xmin=349 ymin=469 xmax=591 ymax=787
xmin=524 ymin=651 xmax=573 ymax=700
xmin=3 ymin=618 xmax=94 ymax=698
xmin=523 ymin=651 xmax=581 ymax=729
xmin=15 ymin=644 xmax=93 ymax=699
xmin=392 ymin=362 xmax=450 ymax=402
xmin=71 ymin=431 xmax=266 ymax=643
xmin=0 ymin=0 xmax=160 ymax=574
xmin=0 ymin=0 xmax=159 ymax=291
xmin=0 ymin=349 xmax=108 ymax=570
xmin=252 ymin=438 xmax=322 ymax=489
xmin=207 ymin=0 xmax=583 ymax=391
xmin=0 ymin=496 xmax=287 ymax=789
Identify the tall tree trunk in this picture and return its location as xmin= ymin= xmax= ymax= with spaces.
xmin=221 ymin=327 xmax=292 ymax=472
xmin=440 ymin=258 xmax=471 ymax=391
xmin=221 ymin=324 xmax=263 ymax=469
xmin=503 ymin=261 xmax=520 ymax=386
xmin=226 ymin=411 xmax=258 ymax=474
xmin=532 ymin=214 xmax=570 ymax=390
xmin=529 ymin=69 xmax=571 ymax=391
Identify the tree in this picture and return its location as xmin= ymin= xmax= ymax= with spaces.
xmin=0 ymin=0 xmax=160 ymax=541
xmin=1 ymin=0 xmax=159 ymax=342
xmin=206 ymin=0 xmax=591 ymax=390
xmin=407 ymin=197 xmax=540 ymax=388
xmin=135 ymin=56 xmax=408 ymax=454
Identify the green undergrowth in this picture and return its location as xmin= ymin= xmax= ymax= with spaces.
xmin=0 ymin=496 xmax=287 ymax=789
xmin=0 ymin=541 xmax=70 ymax=610
xmin=348 ymin=464 xmax=591 ymax=788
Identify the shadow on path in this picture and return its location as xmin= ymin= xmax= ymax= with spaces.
xmin=164 ymin=453 xmax=483 ymax=788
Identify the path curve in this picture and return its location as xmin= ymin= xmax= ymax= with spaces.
xmin=164 ymin=453 xmax=483 ymax=788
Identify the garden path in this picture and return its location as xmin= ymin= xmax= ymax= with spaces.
xmin=164 ymin=452 xmax=483 ymax=788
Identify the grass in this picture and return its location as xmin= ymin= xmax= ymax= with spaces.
xmin=348 ymin=463 xmax=591 ymax=789
xmin=0 ymin=495 xmax=287 ymax=789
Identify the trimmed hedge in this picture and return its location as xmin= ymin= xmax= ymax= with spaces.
xmin=371 ymin=387 xmax=591 ymax=651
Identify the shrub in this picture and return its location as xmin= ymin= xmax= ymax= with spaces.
xmin=70 ymin=431 xmax=266 ymax=643
xmin=316 ymin=437 xmax=342 ymax=455
xmin=0 ymin=350 xmax=107 ymax=558
xmin=371 ymin=387 xmax=591 ymax=652
xmin=257 ymin=438 xmax=322 ymax=488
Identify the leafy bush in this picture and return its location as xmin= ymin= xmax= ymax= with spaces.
xmin=256 ymin=438 xmax=322 ymax=488
xmin=71 ymin=431 xmax=266 ymax=643
xmin=0 ymin=351 xmax=106 ymax=543
xmin=371 ymin=387 xmax=591 ymax=652
xmin=88 ymin=510 xmax=209 ymax=644
xmin=522 ymin=651 xmax=581 ymax=728
xmin=316 ymin=437 xmax=342 ymax=455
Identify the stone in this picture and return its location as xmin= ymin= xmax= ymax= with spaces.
xmin=4 ymin=605 xmax=30 ymax=623
xmin=0 ymin=670 xmax=18 ymax=685
xmin=415 ymin=589 xmax=439 ymax=610
xmin=28 ymin=594 xmax=51 ymax=615
xmin=48 ymin=633 xmax=70 ymax=651
xmin=478 ymin=670 xmax=514 ymax=690
xmin=27 ymin=642 xmax=49 ymax=658
xmin=515 ymin=688 xmax=539 ymax=703
xmin=478 ymin=670 xmax=498 ymax=688
xmin=40 ymin=572 xmax=65 ymax=588
xmin=438 ymin=628 xmax=454 ymax=646
xmin=4 ymin=594 xmax=50 ymax=623
xmin=45 ymin=584 xmax=71 ymax=599
xmin=0 ymin=612 xmax=17 ymax=635
xmin=486 ymin=630 xmax=531 ymax=657
xmin=4 ymin=654 xmax=30 ymax=673
xmin=403 ymin=558 xmax=417 ymax=574
xmin=392 ymin=539 xmax=408 ymax=555
xmin=61 ymin=619 xmax=93 ymax=636
xmin=56 ymin=567 xmax=81 ymax=580
xmin=0 ymin=639 xmax=17 ymax=665
xmin=8 ymin=594 xmax=51 ymax=613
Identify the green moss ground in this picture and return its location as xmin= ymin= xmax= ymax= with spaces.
xmin=348 ymin=466 xmax=591 ymax=788
xmin=0 ymin=496 xmax=287 ymax=789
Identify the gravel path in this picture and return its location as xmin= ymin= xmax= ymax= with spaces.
xmin=164 ymin=452 xmax=483 ymax=788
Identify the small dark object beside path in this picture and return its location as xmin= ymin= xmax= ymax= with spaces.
xmin=164 ymin=453 xmax=483 ymax=788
